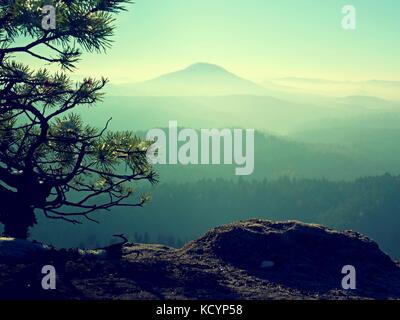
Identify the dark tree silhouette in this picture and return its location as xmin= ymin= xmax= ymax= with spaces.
xmin=0 ymin=0 xmax=157 ymax=239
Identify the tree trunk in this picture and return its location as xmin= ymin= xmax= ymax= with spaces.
xmin=2 ymin=212 xmax=36 ymax=239
xmin=0 ymin=191 xmax=37 ymax=239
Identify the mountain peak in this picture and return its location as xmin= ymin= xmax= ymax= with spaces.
xmin=124 ymin=63 xmax=268 ymax=96
xmin=184 ymin=62 xmax=230 ymax=74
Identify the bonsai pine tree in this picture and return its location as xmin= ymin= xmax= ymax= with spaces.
xmin=0 ymin=0 xmax=157 ymax=239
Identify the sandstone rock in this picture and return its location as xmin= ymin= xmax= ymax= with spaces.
xmin=1 ymin=220 xmax=400 ymax=300
xmin=0 ymin=237 xmax=49 ymax=261
xmin=183 ymin=219 xmax=400 ymax=293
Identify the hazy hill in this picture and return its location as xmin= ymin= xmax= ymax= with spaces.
xmin=82 ymin=95 xmax=369 ymax=134
xmin=146 ymin=131 xmax=383 ymax=182
xmin=263 ymin=78 xmax=400 ymax=101
xmin=289 ymin=113 xmax=400 ymax=171
xmin=335 ymin=95 xmax=397 ymax=110
xmin=77 ymin=96 xmax=400 ymax=182
xmin=106 ymin=63 xmax=268 ymax=96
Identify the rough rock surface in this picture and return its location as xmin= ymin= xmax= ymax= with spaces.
xmin=1 ymin=219 xmax=400 ymax=300
xmin=0 ymin=237 xmax=50 ymax=261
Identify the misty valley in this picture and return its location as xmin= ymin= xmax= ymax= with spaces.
xmin=21 ymin=64 xmax=400 ymax=262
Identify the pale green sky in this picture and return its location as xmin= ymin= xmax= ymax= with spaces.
xmin=29 ymin=0 xmax=400 ymax=83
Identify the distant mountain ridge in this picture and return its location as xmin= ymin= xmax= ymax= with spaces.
xmin=264 ymin=77 xmax=400 ymax=101
xmin=105 ymin=63 xmax=400 ymax=101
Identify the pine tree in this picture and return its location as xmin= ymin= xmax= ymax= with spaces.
xmin=0 ymin=0 xmax=157 ymax=239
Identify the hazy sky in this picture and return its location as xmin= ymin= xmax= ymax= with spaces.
xmin=32 ymin=0 xmax=400 ymax=83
